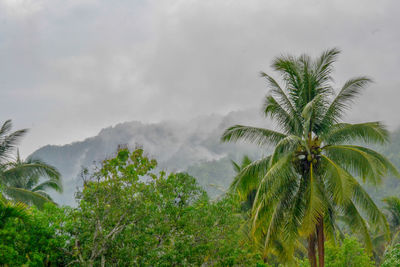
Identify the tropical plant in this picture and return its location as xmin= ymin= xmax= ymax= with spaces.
xmin=231 ymin=155 xmax=257 ymax=210
xmin=0 ymin=197 xmax=30 ymax=228
xmin=382 ymin=243 xmax=400 ymax=267
xmin=0 ymin=202 xmax=71 ymax=266
xmin=0 ymin=120 xmax=62 ymax=207
xmin=1 ymin=151 xmax=62 ymax=207
xmin=300 ymin=236 xmax=375 ymax=267
xmin=383 ymin=196 xmax=400 ymax=244
xmin=222 ymin=48 xmax=398 ymax=266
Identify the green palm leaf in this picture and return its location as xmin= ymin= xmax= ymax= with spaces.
xmin=319 ymin=77 xmax=372 ymax=133
xmin=322 ymin=122 xmax=389 ymax=145
xmin=230 ymin=156 xmax=271 ymax=200
xmin=221 ymin=125 xmax=286 ymax=146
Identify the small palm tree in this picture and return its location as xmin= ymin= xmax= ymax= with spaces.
xmin=1 ymin=151 xmax=62 ymax=207
xmin=222 ymin=48 xmax=398 ymax=266
xmin=0 ymin=120 xmax=62 ymax=208
xmin=0 ymin=196 xmax=30 ymax=228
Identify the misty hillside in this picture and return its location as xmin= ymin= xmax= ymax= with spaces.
xmin=30 ymin=108 xmax=400 ymax=206
xmin=30 ymin=109 xmax=270 ymax=205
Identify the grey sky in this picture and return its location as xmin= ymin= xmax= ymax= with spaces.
xmin=1 ymin=0 xmax=400 ymax=156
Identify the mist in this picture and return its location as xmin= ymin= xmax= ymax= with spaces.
xmin=0 ymin=0 xmax=399 ymax=157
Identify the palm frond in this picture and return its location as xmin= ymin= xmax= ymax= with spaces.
xmin=263 ymin=95 xmax=299 ymax=134
xmin=32 ymin=190 xmax=54 ymax=202
xmin=320 ymin=155 xmax=353 ymax=204
xmin=221 ymin=125 xmax=286 ymax=147
xmin=383 ymin=196 xmax=400 ymax=228
xmin=0 ymin=200 xmax=31 ymax=227
xmin=3 ymin=159 xmax=61 ymax=185
xmin=351 ymin=146 xmax=400 ymax=177
xmin=261 ymin=72 xmax=302 ymax=134
xmin=258 ymin=176 xmax=298 ymax=258
xmin=319 ymin=77 xmax=372 ymax=132
xmin=0 ymin=120 xmax=13 ymax=137
xmin=230 ymin=156 xmax=271 ymax=200
xmin=301 ymin=163 xmax=327 ymax=235
xmin=4 ymin=187 xmax=54 ymax=209
xmin=324 ymin=145 xmax=396 ymax=185
xmin=231 ymin=160 xmax=241 ymax=173
xmin=349 ymin=177 xmax=389 ymax=236
xmin=0 ymin=129 xmax=27 ymax=162
xmin=301 ymin=94 xmax=328 ymax=136
xmin=32 ymin=180 xmax=62 ymax=193
xmin=322 ymin=122 xmax=389 ymax=145
xmin=270 ymin=135 xmax=302 ymax=164
xmin=341 ymin=200 xmax=373 ymax=252
xmin=252 ymin=154 xmax=296 ymax=208
xmin=313 ymin=48 xmax=340 ymax=86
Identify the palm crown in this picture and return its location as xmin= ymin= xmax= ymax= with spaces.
xmin=0 ymin=120 xmax=62 ymax=208
xmin=222 ymin=48 xmax=399 ymax=265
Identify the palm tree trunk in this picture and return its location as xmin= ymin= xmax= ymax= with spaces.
xmin=307 ymin=233 xmax=317 ymax=267
xmin=316 ymin=218 xmax=325 ymax=267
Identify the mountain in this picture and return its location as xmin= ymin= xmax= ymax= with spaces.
xmin=30 ymin=109 xmax=269 ymax=205
xmin=29 ymin=108 xmax=400 ymax=207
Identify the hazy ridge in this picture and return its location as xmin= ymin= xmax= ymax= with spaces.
xmin=30 ymin=109 xmax=268 ymax=205
xmin=30 ymin=108 xmax=400 ymax=206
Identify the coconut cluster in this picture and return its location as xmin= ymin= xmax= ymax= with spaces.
xmin=292 ymin=138 xmax=322 ymax=174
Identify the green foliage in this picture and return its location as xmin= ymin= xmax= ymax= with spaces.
xmin=64 ymin=148 xmax=262 ymax=266
xmin=382 ymin=243 xmax=400 ymax=267
xmin=300 ymin=237 xmax=375 ymax=267
xmin=0 ymin=199 xmax=30 ymax=228
xmin=0 ymin=203 xmax=71 ymax=266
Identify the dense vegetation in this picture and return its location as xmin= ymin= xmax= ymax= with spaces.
xmin=1 ymin=49 xmax=400 ymax=266
xmin=0 ymin=148 xmax=265 ymax=266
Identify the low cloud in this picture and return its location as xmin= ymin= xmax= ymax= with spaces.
xmin=0 ymin=0 xmax=399 ymax=156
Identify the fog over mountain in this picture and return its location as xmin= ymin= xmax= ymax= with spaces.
xmin=2 ymin=0 xmax=400 ymax=158
xmin=28 ymin=103 xmax=400 ymax=206
xmin=30 ymin=109 xmax=269 ymax=205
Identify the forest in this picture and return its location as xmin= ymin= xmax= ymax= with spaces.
xmin=2 ymin=49 xmax=400 ymax=266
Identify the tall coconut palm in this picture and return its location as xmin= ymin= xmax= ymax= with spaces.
xmin=222 ymin=48 xmax=398 ymax=266
xmin=0 ymin=120 xmax=62 ymax=208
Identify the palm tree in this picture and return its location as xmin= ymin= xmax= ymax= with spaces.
xmin=222 ymin=48 xmax=398 ymax=266
xmin=0 ymin=120 xmax=62 ymax=208
xmin=383 ymin=196 xmax=400 ymax=245
xmin=1 ymin=151 xmax=62 ymax=207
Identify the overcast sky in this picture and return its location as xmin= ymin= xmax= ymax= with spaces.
xmin=1 ymin=0 xmax=400 ymax=156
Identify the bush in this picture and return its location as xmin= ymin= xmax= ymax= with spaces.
xmin=0 ymin=203 xmax=71 ymax=266
xmin=382 ymin=243 xmax=400 ymax=267
xmin=299 ymin=236 xmax=375 ymax=267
